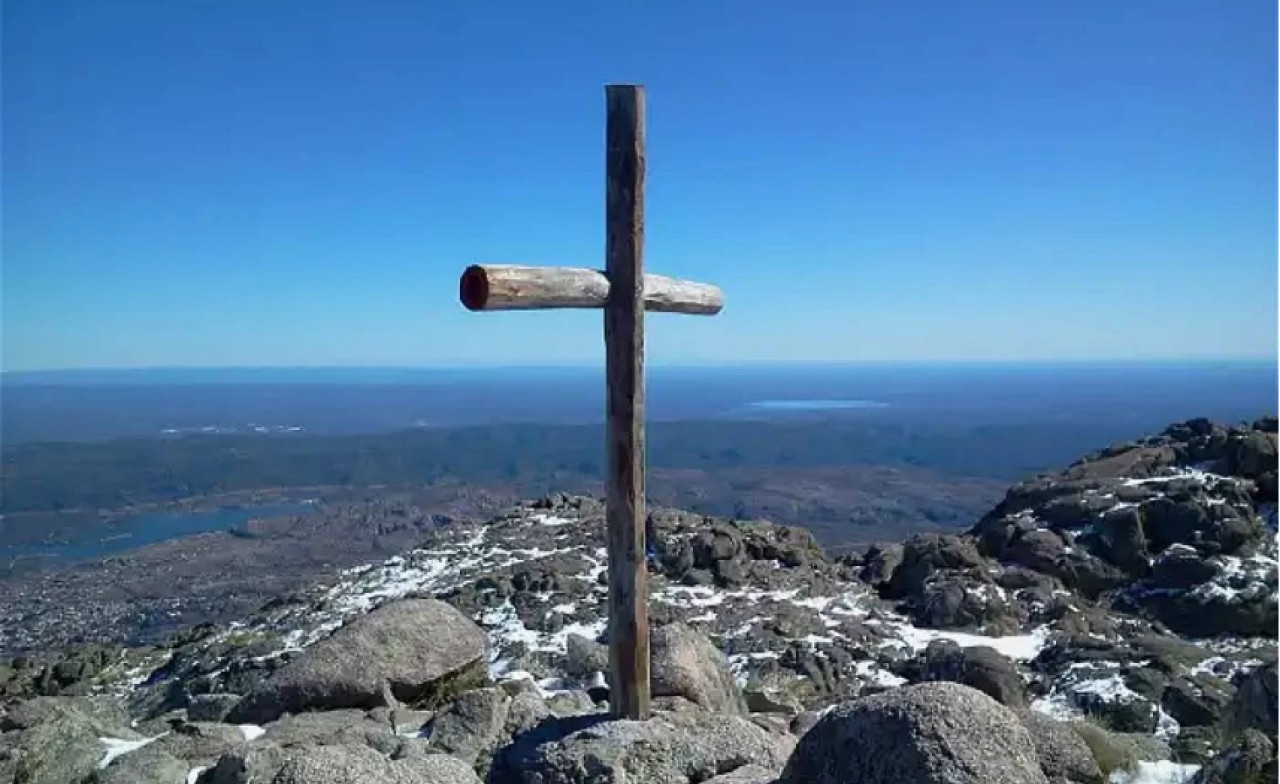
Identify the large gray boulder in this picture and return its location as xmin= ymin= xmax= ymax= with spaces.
xmin=885 ymin=534 xmax=988 ymax=599
xmin=154 ymin=721 xmax=246 ymax=767
xmin=514 ymin=711 xmax=794 ymax=784
xmin=702 ymin=765 xmax=779 ymax=784
xmin=271 ymin=744 xmax=481 ymax=784
xmin=227 ymin=599 xmax=487 ymax=724
xmin=778 ymin=682 xmax=1048 ymax=784
xmin=1020 ymin=713 xmax=1104 ymax=784
xmin=263 ymin=709 xmax=404 ymax=754
xmin=564 ymin=634 xmax=608 ymax=681
xmin=0 ymin=697 xmax=142 ymax=784
xmin=187 ymin=694 xmax=243 ymax=723
xmin=2 ymin=696 xmax=133 ymax=736
xmin=1226 ymin=659 xmax=1278 ymax=742
xmin=1190 ymin=729 xmax=1276 ymax=784
xmin=428 ymin=687 xmax=511 ymax=771
xmin=912 ymin=641 xmax=1026 ymax=709
xmin=7 ymin=711 xmax=108 ymax=784
xmin=650 ymin=623 xmax=745 ymax=714
xmin=204 ymin=740 xmax=480 ymax=784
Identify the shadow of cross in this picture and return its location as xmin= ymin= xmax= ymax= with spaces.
xmin=457 ymin=85 xmax=724 ymax=720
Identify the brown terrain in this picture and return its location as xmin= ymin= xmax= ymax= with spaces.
xmin=0 ymin=465 xmax=1004 ymax=654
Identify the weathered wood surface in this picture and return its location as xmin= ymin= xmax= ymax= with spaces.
xmin=455 ymin=84 xmax=721 ymax=721
xmin=459 ymin=264 xmax=722 ymax=315
xmin=603 ymin=84 xmax=650 ymax=721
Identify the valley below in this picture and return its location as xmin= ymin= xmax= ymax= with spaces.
xmin=0 ymin=463 xmax=1004 ymax=654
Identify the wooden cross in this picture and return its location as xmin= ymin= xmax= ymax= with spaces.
xmin=457 ymin=85 xmax=723 ymax=720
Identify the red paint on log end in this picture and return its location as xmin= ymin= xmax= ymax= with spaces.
xmin=459 ymin=266 xmax=489 ymax=311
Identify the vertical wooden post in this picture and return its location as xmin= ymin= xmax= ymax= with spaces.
xmin=603 ymin=84 xmax=649 ymax=720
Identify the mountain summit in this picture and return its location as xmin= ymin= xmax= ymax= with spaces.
xmin=1 ymin=417 xmax=1275 ymax=783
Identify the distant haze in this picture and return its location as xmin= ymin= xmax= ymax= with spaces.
xmin=3 ymin=362 xmax=1275 ymax=443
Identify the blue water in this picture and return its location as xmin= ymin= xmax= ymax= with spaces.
xmin=746 ymin=399 xmax=890 ymax=411
xmin=2 ymin=504 xmax=311 ymax=563
xmin=1 ymin=361 xmax=1275 ymax=442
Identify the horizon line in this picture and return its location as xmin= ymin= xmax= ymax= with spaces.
xmin=3 ymin=356 xmax=1278 ymax=377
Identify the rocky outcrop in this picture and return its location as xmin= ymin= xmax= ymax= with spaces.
xmin=93 ymin=744 xmax=189 ymax=784
xmin=154 ymin=720 xmax=246 ymax=768
xmin=226 ymin=599 xmax=487 ymax=724
xmin=5 ymin=710 xmax=114 ymax=784
xmin=1190 ymin=729 xmax=1276 ymax=784
xmin=779 ymin=682 xmax=1047 ymax=784
xmin=205 ymin=740 xmax=482 ymax=784
xmin=428 ymin=687 xmax=510 ymax=773
xmin=970 ymin=419 xmax=1277 ymax=638
xmin=650 ymin=623 xmax=745 ymax=714
xmin=4 ymin=417 xmax=1275 ymax=783
xmin=509 ymin=711 xmax=794 ymax=784
xmin=905 ymin=641 xmax=1026 ymax=708
xmin=262 ymin=708 xmax=408 ymax=754
xmin=0 ymin=697 xmax=142 ymax=784
xmin=1226 ymin=659 xmax=1278 ymax=743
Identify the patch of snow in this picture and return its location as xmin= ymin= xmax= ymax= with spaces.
xmin=745 ymin=588 xmax=803 ymax=603
xmin=99 ymin=734 xmax=167 ymax=769
xmin=799 ymin=633 xmax=835 ymax=646
xmin=1122 ymin=467 xmax=1236 ymax=488
xmin=1189 ymin=553 xmax=1278 ymax=604
xmin=1154 ymin=706 xmax=1181 ymax=742
xmin=545 ymin=618 xmax=608 ymax=653
xmin=1030 ymin=693 xmax=1079 ymax=722
xmin=726 ymin=651 xmax=782 ymax=687
xmin=723 ymin=616 xmax=768 ymax=638
xmin=532 ymin=514 xmax=575 ymax=527
xmin=238 ymin=724 xmax=265 ymax=742
xmin=1045 ymin=672 xmax=1183 ymax=741
xmin=1109 ymin=760 xmax=1200 ymax=784
xmin=687 ymin=611 xmax=717 ymax=623
xmin=854 ymin=660 xmax=906 ymax=688
xmin=187 ymin=768 xmax=208 ymax=784
xmin=792 ymin=595 xmax=836 ymax=611
xmin=967 ymin=582 xmax=1008 ymax=604
xmin=1191 ymin=656 xmax=1263 ymax=682
xmin=875 ymin=621 xmax=1051 ymax=662
xmin=1071 ymin=673 xmax=1134 ymax=702
xmin=654 ymin=585 xmax=728 ymax=608
xmin=478 ymin=600 xmax=541 ymax=650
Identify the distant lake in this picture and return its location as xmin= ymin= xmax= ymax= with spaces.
xmin=747 ymin=399 xmax=890 ymax=411
xmin=0 ymin=504 xmax=311 ymax=565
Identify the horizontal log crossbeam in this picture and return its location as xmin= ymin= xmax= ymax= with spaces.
xmin=459 ymin=264 xmax=723 ymax=315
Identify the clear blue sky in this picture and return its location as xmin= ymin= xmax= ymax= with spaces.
xmin=3 ymin=0 xmax=1276 ymax=370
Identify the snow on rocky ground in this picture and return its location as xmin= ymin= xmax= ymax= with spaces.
xmin=113 ymin=478 xmax=1275 ymax=733
xmin=98 ymin=734 xmax=163 ymax=768
xmin=144 ymin=502 xmax=1061 ymax=708
xmin=60 ymin=420 xmax=1276 ymax=783
xmin=1110 ymin=760 xmax=1202 ymax=784
xmin=1030 ymin=661 xmax=1182 ymax=741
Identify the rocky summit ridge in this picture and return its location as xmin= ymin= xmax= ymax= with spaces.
xmin=0 ymin=417 xmax=1276 ymax=784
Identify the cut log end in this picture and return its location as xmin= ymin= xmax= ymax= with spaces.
xmin=457 ymin=264 xmax=721 ymax=314
xmin=459 ymin=265 xmax=490 ymax=311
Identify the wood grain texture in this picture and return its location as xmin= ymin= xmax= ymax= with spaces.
xmin=603 ymin=84 xmax=650 ymax=721
xmin=458 ymin=264 xmax=722 ymax=315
